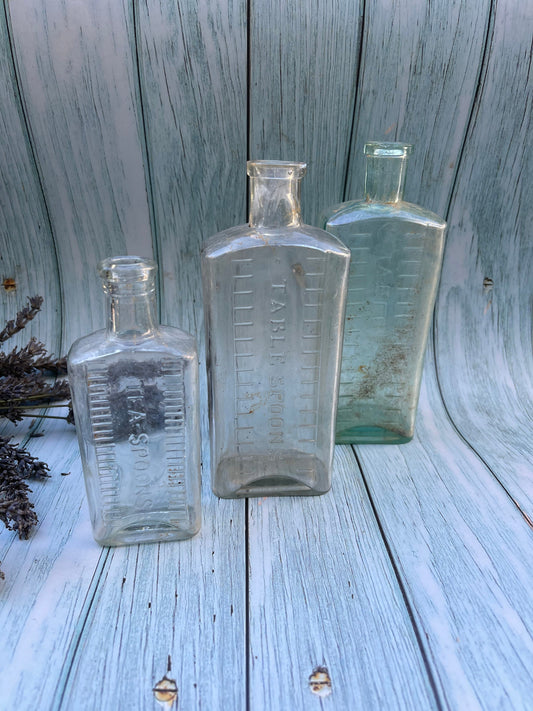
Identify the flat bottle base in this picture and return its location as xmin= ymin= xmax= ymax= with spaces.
xmin=94 ymin=514 xmax=201 ymax=547
xmin=213 ymin=453 xmax=330 ymax=498
xmin=335 ymin=425 xmax=413 ymax=445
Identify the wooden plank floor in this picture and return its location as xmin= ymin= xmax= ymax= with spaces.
xmin=1 ymin=0 xmax=532 ymax=708
xmin=1 ymin=348 xmax=532 ymax=710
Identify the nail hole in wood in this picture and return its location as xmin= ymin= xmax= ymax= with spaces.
xmin=308 ymin=666 xmax=332 ymax=697
xmin=3 ymin=278 xmax=16 ymax=292
xmin=153 ymin=675 xmax=178 ymax=709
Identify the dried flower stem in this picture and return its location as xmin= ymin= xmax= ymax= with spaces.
xmin=0 ymin=296 xmax=43 ymax=344
xmin=0 ymin=296 xmax=72 ymax=579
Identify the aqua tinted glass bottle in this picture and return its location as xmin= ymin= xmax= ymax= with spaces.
xmin=202 ymin=161 xmax=350 ymax=498
xmin=320 ymin=142 xmax=446 ymax=444
xmin=68 ymin=256 xmax=201 ymax=546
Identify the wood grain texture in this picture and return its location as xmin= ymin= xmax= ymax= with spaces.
xmin=136 ymin=0 xmax=248 ymax=334
xmin=345 ymin=0 xmax=491 ymax=216
xmin=59 ymin=493 xmax=246 ymax=711
xmin=0 ymin=1 xmax=532 ymax=709
xmin=0 ymin=417 xmax=106 ymax=708
xmin=249 ymin=0 xmax=364 ymax=224
xmin=435 ymin=0 xmax=533 ymax=515
xmin=0 ymin=3 xmax=60 ymax=352
xmin=6 ymin=0 xmax=153 ymax=345
xmin=0 ymin=423 xmax=247 ymax=711
xmin=133 ymin=6 xmax=249 ymax=708
xmin=357 ymin=355 xmax=533 ymax=711
xmin=248 ymin=445 xmax=438 ymax=710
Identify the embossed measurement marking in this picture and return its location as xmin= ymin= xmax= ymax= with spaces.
xmin=87 ymin=365 xmax=121 ymax=521
xmin=161 ymin=358 xmax=188 ymax=520
xmin=338 ymin=234 xmax=425 ymax=406
xmin=232 ymin=259 xmax=256 ymax=452
xmin=299 ymin=256 xmax=325 ymax=445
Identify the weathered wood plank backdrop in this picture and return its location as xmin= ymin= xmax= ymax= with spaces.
xmin=0 ymin=0 xmax=531 ymax=709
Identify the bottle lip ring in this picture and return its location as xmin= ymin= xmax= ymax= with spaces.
xmin=98 ymin=255 xmax=157 ymax=283
xmin=364 ymin=142 xmax=413 ymax=157
xmin=247 ymin=160 xmax=307 ymax=179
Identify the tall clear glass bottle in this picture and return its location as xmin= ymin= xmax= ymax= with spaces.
xmin=320 ymin=142 xmax=446 ymax=444
xmin=68 ymin=256 xmax=201 ymax=546
xmin=202 ymin=160 xmax=350 ymax=498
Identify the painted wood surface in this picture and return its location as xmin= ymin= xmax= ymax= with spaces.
xmin=0 ymin=0 xmax=531 ymax=709
xmin=434 ymin=0 xmax=533 ymax=516
xmin=0 ymin=416 xmax=103 ymax=707
xmin=132 ymin=7 xmax=249 ymax=710
xmin=59 ymin=485 xmax=246 ymax=711
xmin=0 ymin=4 xmax=60 ymax=352
xmin=358 ymin=353 xmax=533 ymax=711
xmin=247 ymin=445 xmax=438 ymax=710
xmin=344 ymin=0 xmax=492 ymax=216
xmin=249 ymin=0 xmax=363 ymax=225
xmin=7 ymin=0 xmax=153 ymax=345
xmin=135 ymin=0 xmax=248 ymax=333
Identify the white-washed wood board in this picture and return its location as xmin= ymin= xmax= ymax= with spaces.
xmin=0 ymin=0 xmax=531 ymax=709
xmin=249 ymin=0 xmax=363 ymax=225
xmin=5 ymin=0 xmax=154 ymax=347
xmin=435 ymin=0 xmax=533 ymax=515
xmin=0 ymin=2 xmax=60 ymax=353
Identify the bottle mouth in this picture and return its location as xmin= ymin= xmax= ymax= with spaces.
xmin=98 ymin=256 xmax=157 ymax=295
xmin=247 ymin=160 xmax=307 ymax=179
xmin=98 ymin=256 xmax=157 ymax=284
xmin=364 ymin=142 xmax=413 ymax=158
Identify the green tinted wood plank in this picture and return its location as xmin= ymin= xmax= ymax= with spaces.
xmin=249 ymin=0 xmax=364 ymax=224
xmin=435 ymin=0 xmax=533 ymax=515
xmin=248 ymin=446 xmax=438 ymax=710
xmin=7 ymin=0 xmax=153 ymax=344
xmin=357 ymin=357 xmax=533 ymax=711
xmin=345 ymin=0 xmax=491 ymax=216
xmin=0 ymin=3 xmax=60 ymax=352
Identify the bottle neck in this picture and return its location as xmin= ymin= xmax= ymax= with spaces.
xmin=247 ymin=161 xmax=306 ymax=229
xmin=364 ymin=155 xmax=408 ymax=203
xmin=106 ymin=289 xmax=158 ymax=340
xmin=98 ymin=256 xmax=159 ymax=341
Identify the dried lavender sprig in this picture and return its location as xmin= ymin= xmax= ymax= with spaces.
xmin=0 ymin=296 xmax=43 ymax=344
xmin=0 ymin=374 xmax=69 ymax=399
xmin=0 ymin=378 xmax=70 ymax=404
xmin=0 ymin=297 xmax=71 ymax=576
xmin=0 ymin=436 xmax=50 ymax=479
xmin=3 ymin=413 xmax=70 ymax=422
xmin=0 ymin=401 xmax=69 ymax=409
xmin=0 ymin=436 xmax=49 ymax=540
xmin=0 ymin=475 xmax=38 ymax=539
xmin=0 ymin=345 xmax=67 ymax=378
xmin=0 ymin=377 xmax=71 ymax=422
xmin=33 ymin=355 xmax=68 ymax=375
xmin=0 ymin=337 xmax=48 ymax=377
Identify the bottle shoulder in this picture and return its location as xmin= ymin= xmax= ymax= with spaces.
xmin=202 ymin=223 xmax=350 ymax=260
xmin=322 ymin=199 xmax=446 ymax=230
xmin=67 ymin=329 xmax=107 ymax=365
xmin=67 ymin=326 xmax=197 ymax=367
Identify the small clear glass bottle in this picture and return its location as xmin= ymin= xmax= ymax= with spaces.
xmin=202 ymin=160 xmax=350 ymax=498
xmin=68 ymin=256 xmax=201 ymax=546
xmin=320 ymin=142 xmax=446 ymax=444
